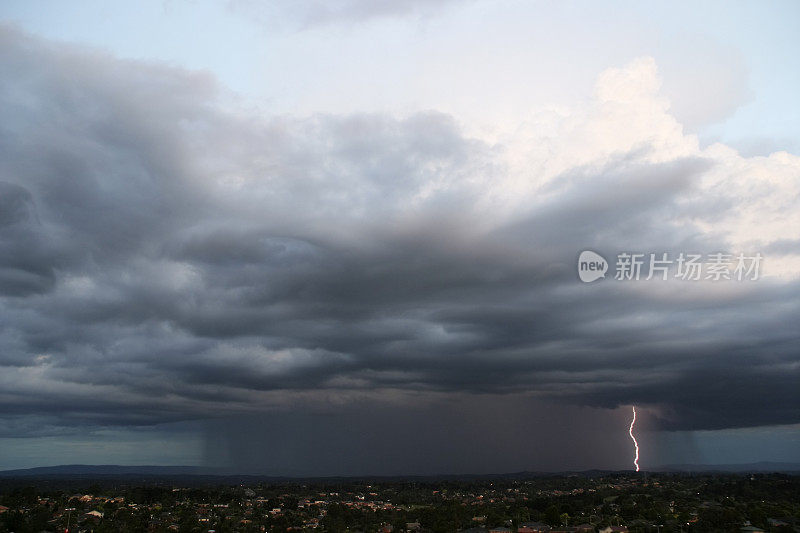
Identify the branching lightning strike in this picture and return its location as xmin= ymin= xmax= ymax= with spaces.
xmin=629 ymin=405 xmax=640 ymax=472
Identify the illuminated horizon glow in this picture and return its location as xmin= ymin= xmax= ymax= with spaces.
xmin=629 ymin=405 xmax=640 ymax=472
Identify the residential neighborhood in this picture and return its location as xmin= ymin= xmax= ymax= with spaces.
xmin=0 ymin=472 xmax=797 ymax=532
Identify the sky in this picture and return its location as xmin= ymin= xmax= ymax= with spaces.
xmin=0 ymin=0 xmax=799 ymax=474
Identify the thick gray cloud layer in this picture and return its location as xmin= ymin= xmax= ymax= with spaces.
xmin=1 ymin=25 xmax=799 ymax=451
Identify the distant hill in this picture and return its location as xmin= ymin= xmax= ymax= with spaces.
xmin=0 ymin=465 xmax=574 ymax=481
xmin=0 ymin=464 xmax=212 ymax=477
xmin=0 ymin=462 xmax=798 ymax=480
xmin=657 ymin=462 xmax=800 ymax=473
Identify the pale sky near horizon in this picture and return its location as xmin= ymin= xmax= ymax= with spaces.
xmin=0 ymin=1 xmax=799 ymax=473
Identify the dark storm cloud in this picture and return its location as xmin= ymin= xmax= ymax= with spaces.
xmin=1 ymin=25 xmax=799 ymax=449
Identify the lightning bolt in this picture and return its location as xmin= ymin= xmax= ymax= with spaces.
xmin=629 ymin=405 xmax=640 ymax=472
